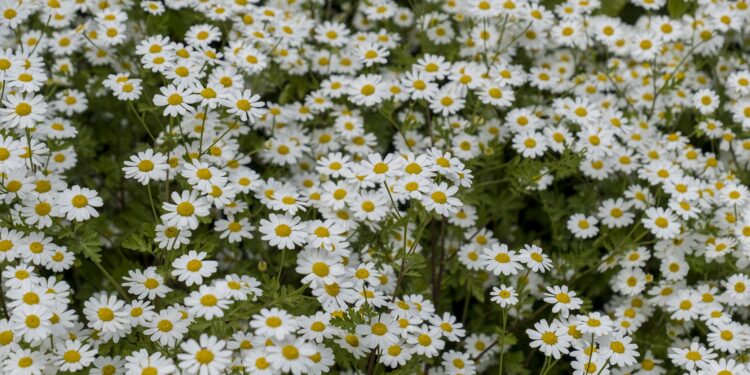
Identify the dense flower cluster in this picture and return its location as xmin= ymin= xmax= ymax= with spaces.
xmin=0 ymin=0 xmax=750 ymax=374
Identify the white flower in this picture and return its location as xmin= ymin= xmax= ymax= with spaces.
xmin=11 ymin=305 xmax=52 ymax=343
xmin=123 ymin=150 xmax=169 ymax=185
xmin=250 ymin=308 xmax=298 ymax=341
xmin=161 ymin=190 xmax=211 ymax=230
xmin=124 ymin=349 xmax=177 ymax=375
xmin=0 ymin=93 xmax=47 ymax=129
xmin=172 ymin=250 xmax=218 ymax=286
xmin=567 ymin=214 xmax=599 ymax=239
xmin=543 ymin=286 xmax=582 ymax=318
xmin=153 ymin=84 xmax=200 ymax=117
xmin=526 ymin=319 xmax=571 ymax=359
xmin=82 ymin=294 xmax=129 ymax=334
xmin=177 ymin=334 xmax=232 ymax=375
xmin=122 ymin=267 xmax=172 ymax=300
xmin=480 ymin=244 xmax=523 ymax=276
xmin=143 ymin=309 xmax=189 ymax=347
xmin=53 ymin=185 xmax=103 ymax=222
xmin=266 ymin=338 xmax=315 ymax=375
xmin=221 ymin=89 xmax=265 ymax=122
xmin=642 ymin=207 xmax=680 ymax=240
xmin=668 ymin=342 xmax=717 ymax=371
xmin=490 ymin=285 xmax=518 ymax=308
xmin=54 ymin=340 xmax=97 ymax=372
xmin=421 ymin=182 xmax=462 ymax=216
xmin=258 ymin=214 xmax=307 ymax=250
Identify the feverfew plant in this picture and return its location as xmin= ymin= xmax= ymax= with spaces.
xmin=0 ymin=0 xmax=749 ymax=374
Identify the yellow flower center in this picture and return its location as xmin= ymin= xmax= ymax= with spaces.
xmin=282 ymin=345 xmax=299 ymax=360
xmin=275 ymin=224 xmax=292 ymax=237
xmin=176 ymin=202 xmax=194 ymax=216
xmin=541 ymin=332 xmax=557 ymax=345
xmin=71 ymin=194 xmax=88 ymax=208
xmin=187 ymin=259 xmax=202 ymax=272
xmin=98 ymin=308 xmax=114 ymax=321
xmin=15 ymin=103 xmax=32 ymax=116
xmin=195 ymin=349 xmax=214 ymax=364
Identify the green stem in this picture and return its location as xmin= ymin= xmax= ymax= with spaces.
xmin=0 ymin=274 xmax=9 ymax=320
xmin=146 ymin=184 xmax=159 ymax=222
xmin=498 ymin=308 xmax=508 ymax=375
xmin=92 ymin=260 xmax=131 ymax=302
xmin=128 ymin=101 xmax=156 ymax=141
xmin=277 ymin=247 xmax=287 ymax=282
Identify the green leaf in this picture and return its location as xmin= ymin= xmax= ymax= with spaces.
xmin=504 ymin=351 xmax=532 ymax=375
xmin=599 ymin=0 xmax=627 ymax=16
xmin=388 ymin=360 xmax=422 ymax=375
xmin=121 ymin=233 xmax=152 ymax=254
xmin=68 ymin=229 xmax=103 ymax=263
xmin=667 ymin=0 xmax=690 ymax=18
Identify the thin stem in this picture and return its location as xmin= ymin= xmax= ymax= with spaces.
xmin=28 ymin=15 xmax=52 ymax=57
xmin=277 ymin=247 xmax=287 ymax=282
xmin=383 ymin=181 xmax=402 ymax=220
xmin=146 ymin=183 xmax=159 ymax=222
xmin=128 ymin=101 xmax=156 ymax=141
xmin=540 ymin=358 xmax=559 ymax=375
xmin=0 ymin=274 xmax=9 ymax=320
xmin=92 ymin=260 xmax=131 ymax=302
xmin=585 ymin=333 xmax=596 ymax=375
xmin=594 ymin=358 xmax=611 ymax=375
xmin=198 ymin=106 xmax=209 ymax=152
xmin=498 ymin=308 xmax=508 ymax=375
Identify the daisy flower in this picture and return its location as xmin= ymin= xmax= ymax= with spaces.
xmin=152 ymin=84 xmax=200 ymax=117
xmin=295 ymin=248 xmax=345 ymax=287
xmin=4 ymin=348 xmax=48 ymax=375
xmin=266 ymin=338 xmax=315 ymax=375
xmin=258 ymin=214 xmax=307 ymax=250
xmin=575 ymin=312 xmax=613 ymax=336
xmin=347 ymin=74 xmax=388 ymax=107
xmin=642 ymin=207 xmax=681 ymax=240
xmin=421 ymin=182 xmax=462 ymax=216
xmin=518 ymin=244 xmax=553 ymax=273
xmin=407 ymin=325 xmax=445 ymax=358
xmin=122 ymin=267 xmax=172 ymax=300
xmin=512 ymin=131 xmax=548 ymax=159
xmin=429 ymin=87 xmax=465 ymax=116
xmin=361 ymin=153 xmax=403 ymax=183
xmin=161 ymin=190 xmax=211 ymax=230
xmin=11 ymin=305 xmax=52 ymax=343
xmin=185 ymin=285 xmax=231 ymax=319
xmin=53 ymin=185 xmax=103 ymax=222
xmin=54 ymin=339 xmax=97 ymax=372
xmin=490 ymin=285 xmax=519 ymax=308
xmin=143 ymin=309 xmax=189 ymax=347
xmin=693 ymin=89 xmax=720 ymax=114
xmin=250 ymin=308 xmax=298 ymax=340
xmin=172 ymin=250 xmax=218 ymax=286
xmin=543 ymin=286 xmax=583 ymax=318
xmin=214 ymin=216 xmax=254 ymax=243
xmin=480 ymin=244 xmax=524 ymax=276
xmin=124 ymin=349 xmax=177 ymax=375
xmin=356 ymin=314 xmax=400 ymax=350
xmin=122 ymin=150 xmax=169 ymax=185
xmin=177 ymin=334 xmax=232 ymax=375
xmin=154 ymin=224 xmax=191 ymax=250
xmin=221 ymin=89 xmax=265 ymax=122
xmin=82 ymin=294 xmax=128 ymax=334
xmin=668 ymin=342 xmax=716 ymax=371
xmin=567 ymin=214 xmax=599 ymax=239
xmin=526 ymin=319 xmax=571 ymax=359
xmin=181 ymin=161 xmax=227 ymax=192
xmin=0 ymin=93 xmax=47 ymax=129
